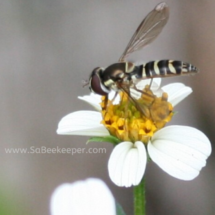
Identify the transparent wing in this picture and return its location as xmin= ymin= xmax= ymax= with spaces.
xmin=119 ymin=2 xmax=169 ymax=62
xmin=118 ymin=83 xmax=151 ymax=118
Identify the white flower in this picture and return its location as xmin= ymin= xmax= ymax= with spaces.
xmin=57 ymin=79 xmax=191 ymax=135
xmin=109 ymin=126 xmax=211 ymax=187
xmin=57 ymin=79 xmax=211 ymax=187
xmin=50 ymin=178 xmax=116 ymax=215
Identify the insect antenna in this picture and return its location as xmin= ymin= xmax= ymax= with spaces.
xmin=82 ymin=79 xmax=89 ymax=88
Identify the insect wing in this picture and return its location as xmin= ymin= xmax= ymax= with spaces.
xmin=119 ymin=2 xmax=169 ymax=62
xmin=118 ymin=83 xmax=151 ymax=118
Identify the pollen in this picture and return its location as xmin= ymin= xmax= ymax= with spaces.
xmin=101 ymin=86 xmax=173 ymax=144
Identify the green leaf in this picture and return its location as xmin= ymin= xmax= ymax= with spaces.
xmin=116 ymin=202 xmax=126 ymax=215
xmin=86 ymin=135 xmax=121 ymax=145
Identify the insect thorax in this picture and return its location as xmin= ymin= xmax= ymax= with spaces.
xmin=101 ymin=62 xmax=136 ymax=90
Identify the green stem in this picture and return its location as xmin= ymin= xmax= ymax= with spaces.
xmin=133 ymin=178 xmax=146 ymax=215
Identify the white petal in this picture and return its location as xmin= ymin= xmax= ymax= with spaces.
xmin=78 ymin=93 xmax=102 ymax=111
xmin=136 ymin=78 xmax=161 ymax=91
xmin=108 ymin=91 xmax=121 ymax=105
xmin=50 ymin=178 xmax=116 ymax=215
xmin=57 ymin=111 xmax=109 ymax=136
xmin=162 ymin=83 xmax=192 ymax=106
xmin=131 ymin=78 xmax=162 ymax=99
xmin=130 ymin=88 xmax=142 ymax=99
xmin=108 ymin=141 xmax=147 ymax=187
xmin=148 ymin=125 xmax=211 ymax=180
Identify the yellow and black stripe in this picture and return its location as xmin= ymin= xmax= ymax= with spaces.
xmin=131 ymin=60 xmax=198 ymax=80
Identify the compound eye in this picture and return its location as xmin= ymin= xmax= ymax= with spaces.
xmin=89 ymin=68 xmax=108 ymax=96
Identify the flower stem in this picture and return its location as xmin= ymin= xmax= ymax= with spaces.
xmin=133 ymin=178 xmax=146 ymax=215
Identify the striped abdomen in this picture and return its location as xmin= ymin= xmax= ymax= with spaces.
xmin=132 ymin=60 xmax=198 ymax=80
xmin=89 ymin=60 xmax=198 ymax=96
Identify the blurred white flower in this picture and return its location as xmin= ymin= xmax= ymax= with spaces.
xmin=57 ymin=79 xmax=211 ymax=187
xmin=50 ymin=178 xmax=116 ymax=215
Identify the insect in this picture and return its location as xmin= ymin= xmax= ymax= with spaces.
xmin=87 ymin=2 xmax=198 ymax=123
xmin=88 ymin=2 xmax=198 ymax=97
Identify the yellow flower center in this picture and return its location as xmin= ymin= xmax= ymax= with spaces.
xmin=100 ymin=86 xmax=173 ymax=144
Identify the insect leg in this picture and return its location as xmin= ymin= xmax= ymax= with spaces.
xmin=103 ymin=92 xmax=119 ymax=119
xmin=133 ymin=84 xmax=156 ymax=99
xmin=101 ymin=95 xmax=108 ymax=112
xmin=149 ymin=78 xmax=153 ymax=88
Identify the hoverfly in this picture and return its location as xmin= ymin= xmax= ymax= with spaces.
xmin=88 ymin=2 xmax=198 ymax=115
